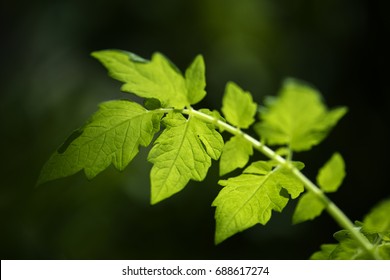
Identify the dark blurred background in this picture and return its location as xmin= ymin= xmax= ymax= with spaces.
xmin=1 ymin=0 xmax=389 ymax=259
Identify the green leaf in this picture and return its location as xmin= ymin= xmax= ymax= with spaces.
xmin=378 ymin=244 xmax=390 ymax=259
xmin=310 ymin=244 xmax=337 ymax=260
xmin=329 ymin=228 xmax=374 ymax=260
xmin=219 ymin=135 xmax=253 ymax=176
xmin=148 ymin=112 xmax=223 ymax=204
xmin=292 ymin=192 xmax=326 ymax=224
xmin=255 ymin=79 xmax=348 ymax=151
xmin=363 ymin=199 xmax=390 ymax=236
xmin=311 ymin=221 xmax=384 ymax=260
xmin=185 ymin=55 xmax=206 ymax=105
xmin=92 ymin=50 xmax=207 ymax=108
xmin=221 ymin=82 xmax=257 ymax=129
xmin=38 ymin=100 xmax=162 ymax=185
xmin=213 ymin=161 xmax=304 ymax=244
xmin=317 ymin=152 xmax=346 ymax=192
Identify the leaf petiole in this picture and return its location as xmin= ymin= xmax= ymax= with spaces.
xmin=173 ymin=106 xmax=380 ymax=259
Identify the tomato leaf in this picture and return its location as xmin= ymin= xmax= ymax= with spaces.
xmin=92 ymin=50 xmax=206 ymax=108
xmin=221 ymin=82 xmax=257 ymax=129
xmin=312 ymin=200 xmax=390 ymax=259
xmin=317 ymin=152 xmax=346 ymax=192
xmin=213 ymin=161 xmax=304 ymax=244
xmin=292 ymin=192 xmax=326 ymax=224
xmin=219 ymin=135 xmax=253 ymax=176
xmin=185 ymin=55 xmax=206 ymax=105
xmin=38 ymin=100 xmax=162 ymax=184
xmin=148 ymin=112 xmax=223 ymax=204
xmin=255 ymin=79 xmax=347 ymax=151
xmin=363 ymin=199 xmax=390 ymax=238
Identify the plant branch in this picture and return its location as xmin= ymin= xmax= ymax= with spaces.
xmin=173 ymin=107 xmax=381 ymax=259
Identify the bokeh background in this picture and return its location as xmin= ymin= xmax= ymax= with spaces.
xmin=1 ymin=0 xmax=389 ymax=259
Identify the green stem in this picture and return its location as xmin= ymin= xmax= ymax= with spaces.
xmin=290 ymin=169 xmax=380 ymax=259
xmin=177 ymin=107 xmax=380 ymax=259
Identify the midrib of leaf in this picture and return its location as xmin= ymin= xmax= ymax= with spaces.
xmin=115 ymin=58 xmax=137 ymax=80
xmin=154 ymin=113 xmax=192 ymax=199
xmin=76 ymin=110 xmax=159 ymax=163
xmin=85 ymin=122 xmax=125 ymax=157
xmin=121 ymin=121 xmax=132 ymax=165
xmin=90 ymin=133 xmax=107 ymax=168
xmin=107 ymin=55 xmax=152 ymax=86
xmin=166 ymin=68 xmax=189 ymax=108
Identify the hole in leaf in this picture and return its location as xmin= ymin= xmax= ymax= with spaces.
xmin=57 ymin=129 xmax=83 ymax=154
xmin=279 ymin=188 xmax=289 ymax=199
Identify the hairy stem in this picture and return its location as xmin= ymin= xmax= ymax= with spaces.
xmin=176 ymin=107 xmax=380 ymax=259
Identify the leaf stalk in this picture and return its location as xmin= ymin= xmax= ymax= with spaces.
xmin=176 ymin=107 xmax=380 ymax=259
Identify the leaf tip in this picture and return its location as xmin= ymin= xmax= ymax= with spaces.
xmin=91 ymin=49 xmax=149 ymax=64
xmin=214 ymin=230 xmax=229 ymax=245
xmin=35 ymin=175 xmax=46 ymax=188
xmin=317 ymin=152 xmax=346 ymax=192
xmin=193 ymin=54 xmax=205 ymax=65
